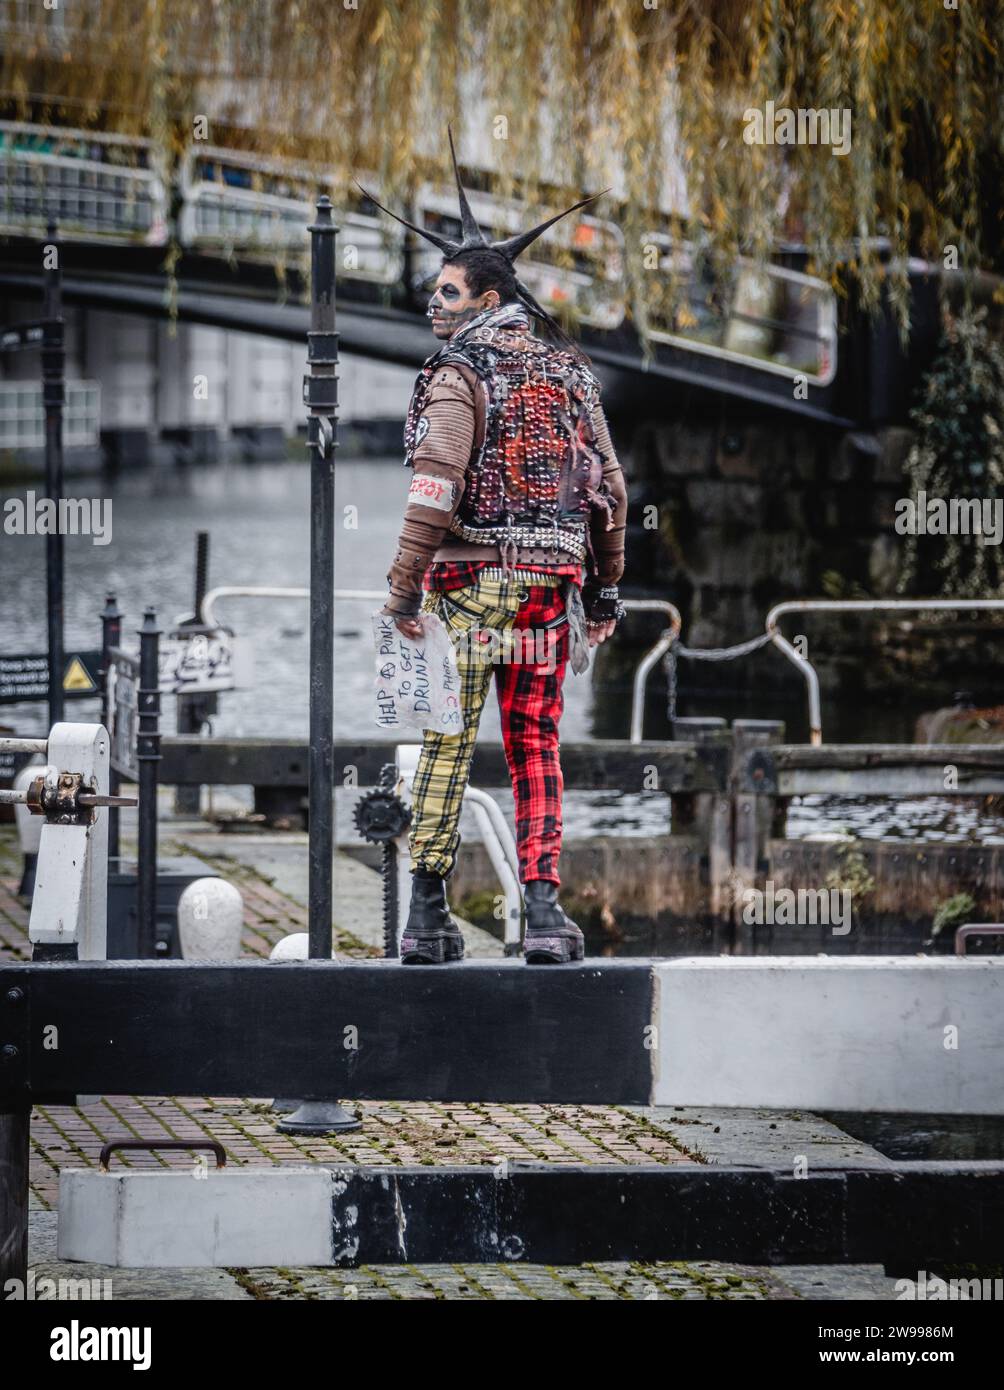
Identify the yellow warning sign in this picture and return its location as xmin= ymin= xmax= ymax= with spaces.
xmin=63 ymin=655 xmax=97 ymax=693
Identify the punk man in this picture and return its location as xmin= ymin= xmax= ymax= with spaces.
xmin=362 ymin=135 xmax=628 ymax=964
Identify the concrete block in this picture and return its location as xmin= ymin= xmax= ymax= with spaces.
xmin=58 ymin=1167 xmax=334 ymax=1267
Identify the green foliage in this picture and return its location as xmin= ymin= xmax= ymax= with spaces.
xmin=930 ymin=891 xmax=976 ymax=938
xmin=823 ymin=835 xmax=876 ymax=904
xmin=898 ymin=308 xmax=1004 ymax=597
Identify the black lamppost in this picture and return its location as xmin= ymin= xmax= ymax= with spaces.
xmin=42 ymin=218 xmax=65 ymax=731
xmin=278 ymin=195 xmax=360 ymax=1135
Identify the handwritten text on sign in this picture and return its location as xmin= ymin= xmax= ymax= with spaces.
xmin=371 ymin=611 xmax=462 ymax=734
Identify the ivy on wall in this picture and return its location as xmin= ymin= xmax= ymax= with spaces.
xmin=898 ymin=308 xmax=1004 ymax=598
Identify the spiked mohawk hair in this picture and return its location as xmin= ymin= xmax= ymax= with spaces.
xmin=356 ymin=127 xmax=607 ymax=356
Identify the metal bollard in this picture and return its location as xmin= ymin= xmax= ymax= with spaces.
xmin=270 ymin=932 xmax=309 ymax=961
xmin=268 ymin=934 xmax=310 ymax=1114
xmin=267 ymin=932 xmax=360 ymax=1132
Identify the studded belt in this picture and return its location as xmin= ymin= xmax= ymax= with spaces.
xmin=448 ymin=517 xmax=588 ymax=562
xmin=475 ymin=566 xmax=566 ymax=587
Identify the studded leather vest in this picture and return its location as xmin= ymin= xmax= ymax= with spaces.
xmin=404 ymin=324 xmax=615 ymax=533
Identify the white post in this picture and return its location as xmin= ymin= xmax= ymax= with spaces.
xmin=394 ymin=745 xmax=421 ymax=952
xmin=177 ymin=878 xmax=244 ymax=959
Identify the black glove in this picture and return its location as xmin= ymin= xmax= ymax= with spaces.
xmin=582 ymin=580 xmax=626 ymax=626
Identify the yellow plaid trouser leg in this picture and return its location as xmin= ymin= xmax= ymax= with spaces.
xmin=409 ymin=578 xmax=523 ymax=876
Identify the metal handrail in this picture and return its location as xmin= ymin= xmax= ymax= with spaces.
xmin=955 ymin=924 xmax=1004 ymax=957
xmin=766 ymin=599 xmax=1004 ymax=745
xmin=201 ymin=585 xmax=313 ymax=625
xmin=200 ymin=586 xmax=682 ymax=746
xmin=625 ymin=600 xmax=683 ymax=744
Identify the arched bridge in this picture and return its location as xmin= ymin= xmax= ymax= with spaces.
xmin=0 ymin=120 xmax=947 ymax=429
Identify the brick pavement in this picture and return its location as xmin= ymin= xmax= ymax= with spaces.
xmin=0 ymin=824 xmax=865 ymax=1300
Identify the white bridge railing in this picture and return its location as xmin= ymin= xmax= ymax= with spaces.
xmin=0 ymin=121 xmax=168 ymax=244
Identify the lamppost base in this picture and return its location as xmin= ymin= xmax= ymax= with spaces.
xmin=275 ymin=1101 xmax=361 ymax=1134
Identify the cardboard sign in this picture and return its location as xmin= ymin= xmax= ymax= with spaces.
xmin=159 ymin=629 xmax=253 ymax=695
xmin=371 ymin=611 xmax=462 ymax=735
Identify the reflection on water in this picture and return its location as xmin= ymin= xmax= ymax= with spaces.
xmin=787 ymin=793 xmax=1004 ymax=845
xmin=0 ymin=458 xmax=598 ymax=743
xmin=3 ymin=458 xmax=1004 ymax=845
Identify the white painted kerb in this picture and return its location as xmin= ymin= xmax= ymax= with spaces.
xmin=58 ymin=1167 xmax=334 ymax=1267
xmin=652 ymin=957 xmax=1004 ymax=1113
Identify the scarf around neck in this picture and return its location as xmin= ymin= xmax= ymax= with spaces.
xmin=448 ymin=300 xmax=532 ymax=345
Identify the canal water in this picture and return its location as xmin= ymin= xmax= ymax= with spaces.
xmin=2 ymin=457 xmax=1002 ymax=847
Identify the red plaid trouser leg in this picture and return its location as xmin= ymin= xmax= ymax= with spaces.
xmin=495 ymin=585 xmax=570 ymax=886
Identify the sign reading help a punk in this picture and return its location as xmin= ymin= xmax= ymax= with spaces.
xmin=371 ymin=611 xmax=462 ymax=735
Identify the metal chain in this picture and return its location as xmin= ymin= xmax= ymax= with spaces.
xmin=382 ymin=839 xmax=398 ymax=958
xmin=662 ymin=632 xmax=775 ymax=723
xmin=378 ymin=762 xmax=399 ymax=959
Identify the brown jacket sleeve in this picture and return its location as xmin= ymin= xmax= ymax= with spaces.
xmin=589 ymin=403 xmax=627 ymax=585
xmin=382 ymin=364 xmax=476 ymax=617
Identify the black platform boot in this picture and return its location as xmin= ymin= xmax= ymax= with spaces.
xmin=400 ymin=867 xmax=465 ymax=964
xmin=522 ymin=879 xmax=584 ymax=964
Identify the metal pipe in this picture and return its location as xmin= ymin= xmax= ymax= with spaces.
xmin=42 ymin=218 xmax=65 ymax=729
xmin=955 ymin=924 xmax=1004 ymax=957
xmin=465 ymin=784 xmax=521 ymax=887
xmin=0 ymin=1108 xmax=30 ymax=1290
xmin=99 ymin=592 xmax=122 ymax=858
xmin=0 ymin=738 xmax=48 ymax=755
xmin=305 ymin=196 xmax=338 ymax=960
xmin=193 ymin=530 xmax=210 ymax=615
xmin=630 ymin=632 xmax=675 ymax=744
xmin=175 ymin=533 xmax=213 ymax=815
xmin=464 ymin=787 xmax=523 ymax=951
xmin=765 ymin=598 xmax=1004 ymax=745
xmin=199 ymin=585 xmax=383 ymax=627
xmin=625 ymin=600 xmax=682 ymax=744
xmin=136 ymin=607 xmax=161 ymax=958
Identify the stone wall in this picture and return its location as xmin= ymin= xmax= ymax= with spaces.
xmin=604 ymin=410 xmax=1004 ymax=731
